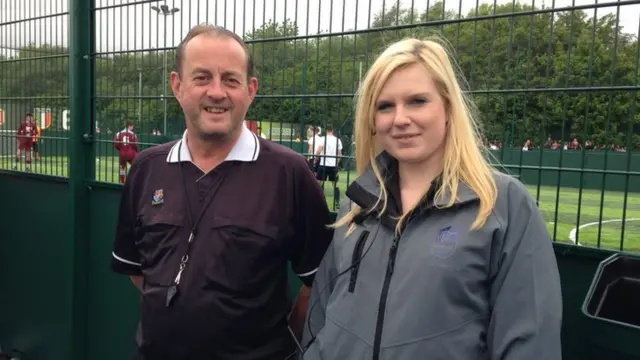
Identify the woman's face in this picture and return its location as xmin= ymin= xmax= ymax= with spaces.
xmin=374 ymin=63 xmax=448 ymax=166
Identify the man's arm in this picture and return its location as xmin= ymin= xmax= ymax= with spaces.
xmin=111 ymin=161 xmax=144 ymax=284
xmin=288 ymin=285 xmax=311 ymax=340
xmin=130 ymin=275 xmax=144 ymax=291
xmin=300 ymin=230 xmax=338 ymax=353
xmin=287 ymin=155 xmax=334 ymax=339
xmin=113 ymin=133 xmax=121 ymax=151
xmin=314 ymin=144 xmax=323 ymax=165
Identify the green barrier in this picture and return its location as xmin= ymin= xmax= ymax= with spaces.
xmin=582 ymin=253 xmax=640 ymax=360
xmin=0 ymin=177 xmax=638 ymax=360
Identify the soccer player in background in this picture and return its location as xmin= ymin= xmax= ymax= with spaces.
xmin=13 ymin=113 xmax=38 ymax=171
xmin=113 ymin=119 xmax=139 ymax=183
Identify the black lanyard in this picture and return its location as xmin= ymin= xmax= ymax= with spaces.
xmin=166 ymin=140 xmax=226 ymax=307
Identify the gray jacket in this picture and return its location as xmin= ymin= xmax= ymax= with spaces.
xmin=300 ymin=153 xmax=562 ymax=360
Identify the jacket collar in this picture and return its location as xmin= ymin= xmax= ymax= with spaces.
xmin=345 ymin=151 xmax=479 ymax=224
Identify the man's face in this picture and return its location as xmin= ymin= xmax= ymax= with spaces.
xmin=170 ymin=35 xmax=258 ymax=142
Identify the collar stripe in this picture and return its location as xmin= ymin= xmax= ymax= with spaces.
xmin=166 ymin=124 xmax=260 ymax=164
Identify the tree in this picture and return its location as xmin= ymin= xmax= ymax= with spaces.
xmin=0 ymin=2 xmax=637 ymax=149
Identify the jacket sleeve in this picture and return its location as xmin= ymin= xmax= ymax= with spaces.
xmin=488 ymin=183 xmax=563 ymax=360
xmin=301 ymin=233 xmax=337 ymax=346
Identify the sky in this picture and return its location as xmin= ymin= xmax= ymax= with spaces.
xmin=0 ymin=0 xmax=638 ymax=56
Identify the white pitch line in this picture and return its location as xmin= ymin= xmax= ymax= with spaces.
xmin=568 ymin=218 xmax=640 ymax=245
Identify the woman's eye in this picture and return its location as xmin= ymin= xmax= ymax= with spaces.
xmin=377 ymin=103 xmax=392 ymax=111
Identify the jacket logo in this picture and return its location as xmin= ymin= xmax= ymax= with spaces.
xmin=430 ymin=226 xmax=458 ymax=259
xmin=152 ymin=189 xmax=164 ymax=206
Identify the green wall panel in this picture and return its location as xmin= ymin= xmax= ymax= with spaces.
xmin=86 ymin=185 xmax=140 ymax=360
xmin=553 ymin=245 xmax=640 ymax=360
xmin=492 ymin=149 xmax=640 ymax=192
xmin=0 ymin=173 xmax=73 ymax=359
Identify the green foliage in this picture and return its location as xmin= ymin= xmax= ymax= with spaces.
xmin=0 ymin=2 xmax=638 ymax=147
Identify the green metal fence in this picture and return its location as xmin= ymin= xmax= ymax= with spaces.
xmin=1 ymin=0 xmax=640 ymax=359
xmin=1 ymin=0 xmax=639 ymax=253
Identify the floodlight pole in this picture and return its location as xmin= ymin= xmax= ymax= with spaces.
xmin=151 ymin=4 xmax=179 ymax=135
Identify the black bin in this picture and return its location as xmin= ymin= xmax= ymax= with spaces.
xmin=582 ymin=252 xmax=640 ymax=359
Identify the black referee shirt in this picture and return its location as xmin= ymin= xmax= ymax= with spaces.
xmin=111 ymin=125 xmax=333 ymax=359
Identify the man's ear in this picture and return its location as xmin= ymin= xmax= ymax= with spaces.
xmin=170 ymin=71 xmax=181 ymax=100
xmin=248 ymin=77 xmax=259 ymax=102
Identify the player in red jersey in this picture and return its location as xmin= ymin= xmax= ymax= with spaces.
xmin=114 ymin=120 xmax=140 ymax=183
xmin=13 ymin=113 xmax=38 ymax=171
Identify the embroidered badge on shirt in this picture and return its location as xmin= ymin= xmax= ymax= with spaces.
xmin=152 ymin=189 xmax=164 ymax=206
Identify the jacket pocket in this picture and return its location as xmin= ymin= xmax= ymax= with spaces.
xmin=348 ymin=230 xmax=370 ymax=293
xmin=305 ymin=314 xmax=372 ymax=360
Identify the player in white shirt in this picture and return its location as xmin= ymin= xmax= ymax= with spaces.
xmin=314 ymin=125 xmax=342 ymax=207
xmin=307 ymin=126 xmax=323 ymax=170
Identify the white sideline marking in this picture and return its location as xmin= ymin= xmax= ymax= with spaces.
xmin=568 ymin=218 xmax=640 ymax=246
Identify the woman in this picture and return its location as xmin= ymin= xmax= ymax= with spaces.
xmin=299 ymin=37 xmax=562 ymax=360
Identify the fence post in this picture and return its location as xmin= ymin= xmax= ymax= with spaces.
xmin=68 ymin=0 xmax=95 ymax=358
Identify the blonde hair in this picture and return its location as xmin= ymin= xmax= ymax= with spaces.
xmin=333 ymin=36 xmax=498 ymax=236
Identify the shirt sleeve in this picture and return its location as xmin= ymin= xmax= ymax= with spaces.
xmin=288 ymin=155 xmax=334 ymax=287
xmin=110 ymin=162 xmax=143 ymax=275
xmin=487 ymin=182 xmax=563 ymax=360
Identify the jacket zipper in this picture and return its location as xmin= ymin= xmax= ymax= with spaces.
xmin=348 ymin=230 xmax=370 ymax=293
xmin=372 ymin=232 xmax=402 ymax=360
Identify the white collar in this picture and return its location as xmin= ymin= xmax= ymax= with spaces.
xmin=166 ymin=124 xmax=260 ymax=163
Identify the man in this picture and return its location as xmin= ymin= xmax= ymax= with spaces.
xmin=314 ymin=124 xmax=343 ymax=207
xmin=306 ymin=126 xmax=322 ymax=171
xmin=110 ymin=24 xmax=333 ymax=360
xmin=113 ymin=120 xmax=140 ymax=183
xmin=13 ymin=113 xmax=38 ymax=171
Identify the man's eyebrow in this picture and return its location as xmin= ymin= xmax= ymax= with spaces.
xmin=189 ymin=68 xmax=244 ymax=78
xmin=190 ymin=67 xmax=212 ymax=75
xmin=221 ymin=70 xmax=243 ymax=78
